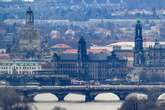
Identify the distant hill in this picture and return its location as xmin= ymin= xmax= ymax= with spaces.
xmin=125 ymin=0 xmax=165 ymax=9
xmin=1 ymin=0 xmax=165 ymax=8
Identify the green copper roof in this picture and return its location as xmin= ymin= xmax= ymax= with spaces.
xmin=137 ymin=19 xmax=141 ymax=24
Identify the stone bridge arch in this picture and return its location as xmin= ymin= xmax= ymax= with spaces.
xmin=21 ymin=92 xmax=59 ymax=102
xmin=33 ymin=93 xmax=59 ymax=102
xmin=157 ymin=93 xmax=165 ymax=101
xmin=64 ymin=93 xmax=86 ymax=102
xmin=84 ymin=91 xmax=128 ymax=102
xmin=95 ymin=92 xmax=120 ymax=101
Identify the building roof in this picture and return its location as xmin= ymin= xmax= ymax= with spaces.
xmin=51 ymin=44 xmax=71 ymax=49
xmin=59 ymin=53 xmax=78 ymax=61
xmin=88 ymin=48 xmax=107 ymax=54
xmin=63 ymin=49 xmax=77 ymax=54
xmin=90 ymin=45 xmax=112 ymax=52
xmin=106 ymin=41 xmax=165 ymax=50
xmin=56 ymin=51 xmax=127 ymax=63
xmin=0 ymin=61 xmax=40 ymax=66
xmin=0 ymin=54 xmax=10 ymax=60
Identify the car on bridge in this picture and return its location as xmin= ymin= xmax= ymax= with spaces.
xmin=25 ymin=82 xmax=41 ymax=87
xmin=0 ymin=80 xmax=10 ymax=86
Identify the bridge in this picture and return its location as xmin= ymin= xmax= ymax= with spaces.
xmin=3 ymin=85 xmax=165 ymax=102
xmin=0 ymin=73 xmax=71 ymax=86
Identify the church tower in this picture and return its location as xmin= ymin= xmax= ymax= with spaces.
xmin=17 ymin=7 xmax=41 ymax=59
xmin=134 ymin=20 xmax=145 ymax=66
xmin=78 ymin=37 xmax=88 ymax=80
xmin=78 ymin=37 xmax=87 ymax=62
xmin=26 ymin=6 xmax=34 ymax=26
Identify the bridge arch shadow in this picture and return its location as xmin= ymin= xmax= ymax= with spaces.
xmin=95 ymin=93 xmax=120 ymax=102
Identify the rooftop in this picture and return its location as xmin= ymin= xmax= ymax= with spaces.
xmin=51 ymin=44 xmax=72 ymax=49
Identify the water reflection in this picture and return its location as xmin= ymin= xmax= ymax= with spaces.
xmin=34 ymin=102 xmax=122 ymax=110
xmin=33 ymin=93 xmax=122 ymax=110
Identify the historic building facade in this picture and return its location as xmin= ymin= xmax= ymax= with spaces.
xmin=133 ymin=20 xmax=165 ymax=67
xmin=132 ymin=20 xmax=165 ymax=82
xmin=52 ymin=37 xmax=128 ymax=81
xmin=144 ymin=40 xmax=165 ymax=67
xmin=0 ymin=60 xmax=42 ymax=74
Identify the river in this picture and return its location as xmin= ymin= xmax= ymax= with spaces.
xmin=32 ymin=93 xmax=123 ymax=110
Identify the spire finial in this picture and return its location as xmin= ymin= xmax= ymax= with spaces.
xmin=137 ymin=19 xmax=141 ymax=24
xmin=26 ymin=6 xmax=34 ymax=25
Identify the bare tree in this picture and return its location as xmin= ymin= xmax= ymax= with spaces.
xmin=119 ymin=94 xmax=158 ymax=110
xmin=0 ymin=88 xmax=33 ymax=110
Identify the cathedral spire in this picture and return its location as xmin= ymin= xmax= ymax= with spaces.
xmin=26 ymin=6 xmax=34 ymax=25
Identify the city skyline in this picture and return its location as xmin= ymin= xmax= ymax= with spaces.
xmin=1 ymin=1 xmax=165 ymax=110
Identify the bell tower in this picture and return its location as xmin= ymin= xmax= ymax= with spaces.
xmin=134 ymin=20 xmax=145 ymax=66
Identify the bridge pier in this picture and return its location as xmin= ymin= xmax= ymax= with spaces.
xmin=118 ymin=94 xmax=127 ymax=101
xmin=148 ymin=92 xmax=161 ymax=102
xmin=116 ymin=92 xmax=130 ymax=101
xmin=22 ymin=93 xmax=35 ymax=102
xmin=26 ymin=96 xmax=35 ymax=102
xmin=85 ymin=93 xmax=97 ymax=102
xmin=55 ymin=93 xmax=67 ymax=102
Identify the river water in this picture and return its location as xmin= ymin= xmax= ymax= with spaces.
xmin=33 ymin=93 xmax=122 ymax=110
xmin=34 ymin=102 xmax=122 ymax=110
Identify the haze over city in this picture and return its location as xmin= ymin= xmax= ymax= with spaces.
xmin=1 ymin=0 xmax=165 ymax=110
